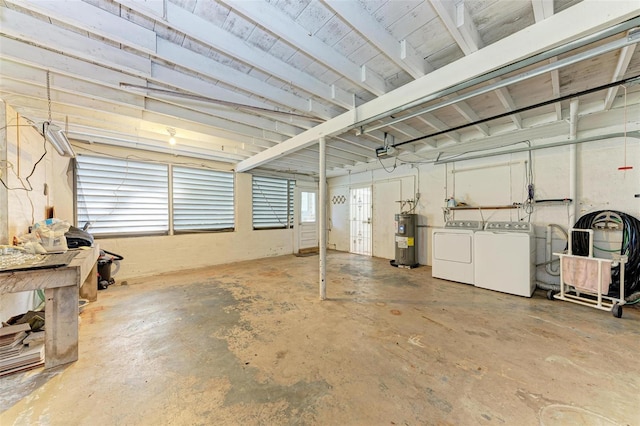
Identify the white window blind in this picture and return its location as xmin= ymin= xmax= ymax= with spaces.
xmin=173 ymin=166 xmax=234 ymax=232
xmin=76 ymin=155 xmax=168 ymax=235
xmin=252 ymin=176 xmax=295 ymax=229
xmin=288 ymin=179 xmax=294 ymax=228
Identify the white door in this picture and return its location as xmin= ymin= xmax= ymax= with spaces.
xmin=373 ymin=180 xmax=401 ymax=259
xmin=350 ymin=187 xmax=372 ymax=255
xmin=297 ymin=189 xmax=318 ymax=251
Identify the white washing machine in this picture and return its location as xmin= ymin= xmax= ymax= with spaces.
xmin=432 ymin=220 xmax=484 ymax=285
xmin=474 ymin=222 xmax=536 ymax=297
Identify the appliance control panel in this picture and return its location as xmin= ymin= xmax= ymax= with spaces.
xmin=485 ymin=221 xmax=533 ymax=232
xmin=445 ymin=220 xmax=484 ymax=230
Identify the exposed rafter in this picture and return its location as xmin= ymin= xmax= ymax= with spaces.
xmin=532 ymin=0 xmax=561 ymax=121
xmin=323 ymin=0 xmax=429 ymax=79
xmin=114 ymin=0 xmax=354 ymax=111
xmin=429 ymin=0 xmax=482 ymax=55
xmin=532 ymin=0 xmax=555 ymax=23
xmin=235 ymin=1 xmax=640 ymax=172
xmin=218 ymin=0 xmax=388 ymax=96
xmin=603 ymin=41 xmax=637 ymax=111
xmin=0 ymin=0 xmax=638 ymax=177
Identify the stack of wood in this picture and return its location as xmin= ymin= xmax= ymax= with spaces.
xmin=0 ymin=323 xmax=44 ymax=376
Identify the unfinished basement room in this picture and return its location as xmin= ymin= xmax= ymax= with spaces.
xmin=1 ymin=0 xmax=640 ymax=425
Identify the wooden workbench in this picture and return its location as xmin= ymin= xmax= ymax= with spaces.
xmin=0 ymin=245 xmax=99 ymax=369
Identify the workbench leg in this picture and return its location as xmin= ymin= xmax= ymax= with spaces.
xmin=79 ymin=260 xmax=98 ymax=302
xmin=45 ymin=285 xmax=79 ymax=369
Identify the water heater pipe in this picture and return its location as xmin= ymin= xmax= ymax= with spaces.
xmin=545 ymin=224 xmax=568 ymax=276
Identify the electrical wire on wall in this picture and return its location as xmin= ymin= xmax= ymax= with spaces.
xmin=522 ymin=145 xmax=535 ymax=221
xmin=0 ymin=124 xmax=48 ymax=193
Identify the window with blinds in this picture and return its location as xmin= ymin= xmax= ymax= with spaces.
xmin=76 ymin=156 xmax=235 ymax=236
xmin=252 ymin=176 xmax=295 ymax=229
xmin=172 ymin=166 xmax=234 ymax=232
xmin=76 ymin=155 xmax=169 ymax=236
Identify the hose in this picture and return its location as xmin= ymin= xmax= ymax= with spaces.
xmin=626 ymin=291 xmax=640 ymax=303
xmin=536 ymin=281 xmax=561 ymax=291
xmin=570 ymin=210 xmax=640 ymax=297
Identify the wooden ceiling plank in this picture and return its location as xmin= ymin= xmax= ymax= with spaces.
xmin=493 ymin=85 xmax=523 ymax=129
xmin=323 ymin=0 xmax=428 ymax=79
xmin=603 ymin=42 xmax=637 ymax=111
xmin=429 ymin=0 xmax=481 ymax=55
xmin=0 ymin=36 xmax=146 ymax=88
xmin=115 ymin=0 xmax=353 ymax=110
xmin=155 ymin=38 xmax=333 ymax=120
xmin=324 ymin=140 xmax=373 ymax=159
xmin=4 ymin=0 xmax=156 ymax=53
xmin=236 ymin=0 xmax=639 ymax=171
xmin=145 ymin=98 xmax=286 ymax=143
xmin=69 ymin=132 xmax=248 ymax=163
xmin=146 ymin=92 xmax=303 ymax=138
xmin=416 ymin=114 xmax=460 ymax=142
xmin=532 ymin=1 xmax=561 ymax=120
xmin=0 ymin=60 xmax=144 ymax=108
xmin=0 ymin=92 xmax=262 ymax=157
xmin=0 ymin=6 xmax=150 ymax=76
xmin=149 ymin=65 xmax=314 ymax=133
xmin=0 ymin=59 xmax=303 ymax=146
xmin=531 ymin=0 xmax=555 ymax=22
xmin=549 ymin=58 xmax=563 ymax=120
xmin=454 ymin=0 xmax=483 ymax=53
xmin=150 ymin=64 xmax=299 ymax=117
xmin=219 ymin=0 xmax=387 ymax=96
xmin=450 ymin=101 xmax=490 ymax=136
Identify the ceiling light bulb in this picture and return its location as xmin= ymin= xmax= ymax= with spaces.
xmin=167 ymin=127 xmax=177 ymax=145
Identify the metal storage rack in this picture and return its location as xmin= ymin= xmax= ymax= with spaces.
xmin=551 ymin=228 xmax=628 ymax=318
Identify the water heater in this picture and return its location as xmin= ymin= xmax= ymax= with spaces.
xmin=392 ymin=213 xmax=418 ymax=268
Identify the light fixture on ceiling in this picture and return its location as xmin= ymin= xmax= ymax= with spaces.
xmin=167 ymin=127 xmax=177 ymax=145
xmin=44 ymin=122 xmax=75 ymax=157
xmin=41 ymin=70 xmax=75 ymax=157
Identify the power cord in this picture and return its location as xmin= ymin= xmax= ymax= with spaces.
xmin=0 ymin=126 xmax=48 ymax=192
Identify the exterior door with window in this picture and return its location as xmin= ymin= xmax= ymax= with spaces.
xmin=296 ymin=187 xmax=318 ymax=252
xmin=350 ymin=187 xmax=372 ymax=256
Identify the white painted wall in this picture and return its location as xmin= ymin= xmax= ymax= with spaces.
xmin=88 ymin=173 xmax=294 ymax=280
xmin=328 ymin=167 xmax=424 ymax=262
xmin=328 ymin=185 xmax=349 ymax=251
xmin=1 ymin=103 xmax=57 ymax=322
xmin=2 ymin=132 xmax=298 ymax=319
xmin=327 ymin=137 xmax=640 ymax=289
xmin=50 ymin=146 xmax=296 ymax=281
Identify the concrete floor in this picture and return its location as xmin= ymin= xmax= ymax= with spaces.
xmin=1 ymin=251 xmax=639 ymax=425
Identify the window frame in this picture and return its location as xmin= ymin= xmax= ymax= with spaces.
xmin=251 ymin=175 xmax=295 ymax=230
xmin=74 ymin=155 xmax=236 ymax=237
xmin=172 ymin=165 xmax=235 ymax=234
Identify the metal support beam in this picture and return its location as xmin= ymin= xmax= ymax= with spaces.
xmin=319 ymin=136 xmax=327 ymax=301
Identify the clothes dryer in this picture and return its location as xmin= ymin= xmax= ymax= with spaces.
xmin=432 ymin=220 xmax=483 ymax=285
xmin=474 ymin=221 xmax=536 ymax=297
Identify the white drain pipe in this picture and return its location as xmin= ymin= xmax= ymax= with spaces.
xmin=569 ymin=99 xmax=579 ymax=227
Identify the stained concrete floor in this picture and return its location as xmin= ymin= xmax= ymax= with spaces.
xmin=1 ymin=251 xmax=639 ymax=425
